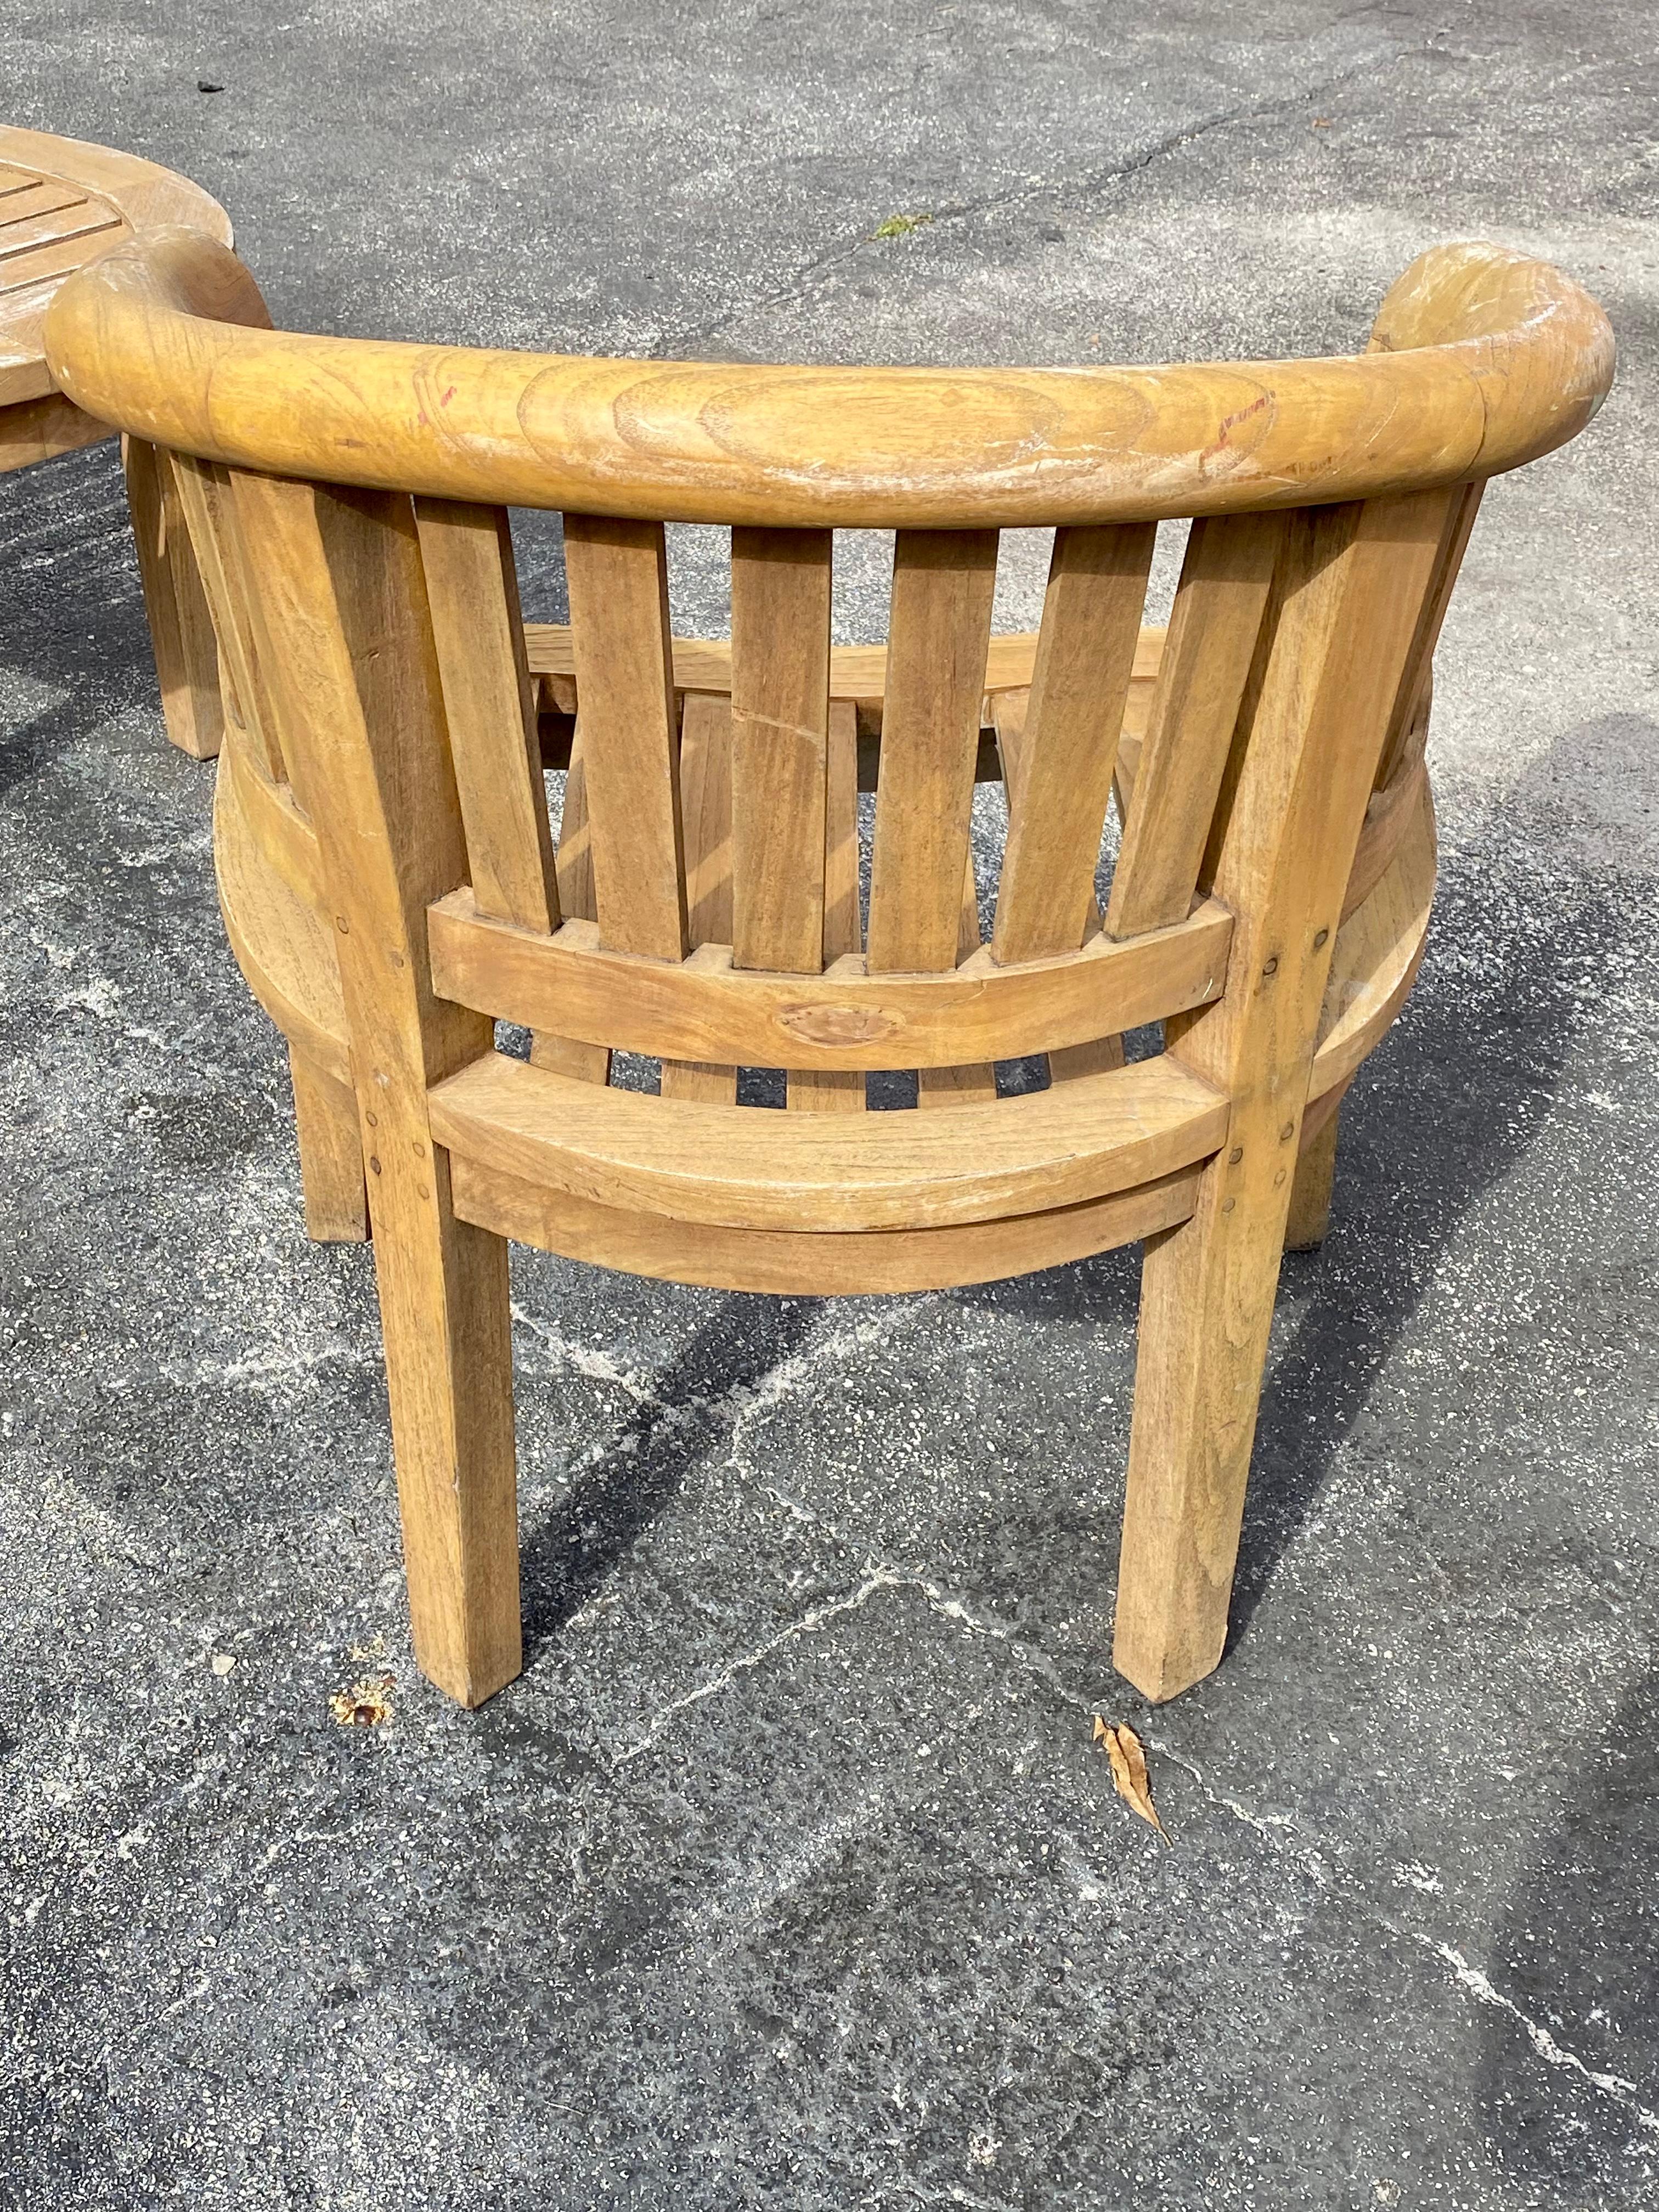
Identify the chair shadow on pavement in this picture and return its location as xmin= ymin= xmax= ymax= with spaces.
xmin=1474 ymin=1658 xmax=1659 ymax=2189
xmin=518 ymin=1293 xmax=823 ymax=1656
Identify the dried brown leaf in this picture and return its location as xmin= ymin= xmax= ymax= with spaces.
xmin=1092 ymin=1717 xmax=1166 ymax=1838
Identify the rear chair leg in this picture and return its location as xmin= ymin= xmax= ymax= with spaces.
xmin=1284 ymin=1104 xmax=1341 ymax=1253
xmin=364 ymin=1137 xmax=522 ymax=1707
xmin=1114 ymin=1160 xmax=1293 ymax=1701
xmin=288 ymin=1048 xmax=369 ymax=1242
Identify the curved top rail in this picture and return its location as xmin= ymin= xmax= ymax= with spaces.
xmin=45 ymin=229 xmax=1613 ymax=529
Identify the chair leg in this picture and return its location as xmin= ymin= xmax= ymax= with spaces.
xmin=1284 ymin=1104 xmax=1341 ymax=1253
xmin=122 ymin=436 xmax=225 ymax=760
xmin=288 ymin=1048 xmax=370 ymax=1243
xmin=365 ymin=1145 xmax=522 ymax=1707
xmin=1113 ymin=1169 xmax=1290 ymax=1702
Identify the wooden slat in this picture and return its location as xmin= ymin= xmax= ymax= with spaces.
xmin=232 ymin=471 xmax=520 ymax=1709
xmin=789 ymin=696 xmax=866 ymax=1111
xmin=171 ymin=453 xmax=287 ymax=783
xmin=0 ymin=221 xmax=123 ymax=297
xmin=430 ymin=1051 xmax=1229 ymax=1234
xmin=866 ymin=529 xmax=999 ymax=973
xmin=554 ymin=716 xmax=597 ymax=921
xmin=427 ymin=893 xmax=1234 ymax=1070
xmin=992 ymin=523 xmax=1156 ymax=964
xmin=122 ymin=436 xmax=223 ymax=760
xmin=0 ymin=180 xmax=86 ymax=228
xmin=1114 ymin=488 xmax=1455 ymax=1704
xmin=452 ymin=1155 xmax=1204 ymax=1299
xmin=289 ymin=1046 xmax=369 ymax=1243
xmin=536 ymin=715 xmax=611 ymax=1086
xmin=0 ymin=200 xmax=116 ymax=265
xmin=561 ymin=514 xmax=688 ymax=961
xmin=413 ymin=499 xmax=558 ymax=930
xmin=730 ymin=526 xmax=832 ymax=973
xmin=992 ymin=689 xmax=1123 ymax=1085
xmin=1373 ymin=478 xmax=1483 ymax=790
xmin=661 ymin=691 xmax=738 ymax=1103
xmin=1105 ymin=511 xmax=1284 ymax=940
xmin=413 ymin=499 xmax=611 ymax=1086
xmin=917 ymin=848 xmax=997 ymax=1104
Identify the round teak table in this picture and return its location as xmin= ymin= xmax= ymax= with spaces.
xmin=1 ymin=123 xmax=233 ymax=757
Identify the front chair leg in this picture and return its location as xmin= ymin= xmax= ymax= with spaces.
xmin=288 ymin=1047 xmax=370 ymax=1243
xmin=1113 ymin=1158 xmax=1292 ymax=1702
xmin=365 ymin=1139 xmax=522 ymax=1707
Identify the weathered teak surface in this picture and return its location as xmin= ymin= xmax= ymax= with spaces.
xmin=1 ymin=125 xmax=234 ymax=757
xmin=44 ymin=229 xmax=1613 ymax=1708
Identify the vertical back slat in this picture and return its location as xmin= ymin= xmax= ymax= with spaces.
xmin=661 ymin=691 xmax=738 ymax=1103
xmin=554 ymin=718 xmax=597 ymax=922
xmin=561 ymin=515 xmax=689 ymax=961
xmin=730 ymin=527 xmax=832 ymax=974
xmin=123 ymin=436 xmax=223 ymax=760
xmin=788 ymin=697 xmax=867 ymax=1112
xmin=413 ymin=498 xmax=610 ymax=1085
xmin=413 ymin=499 xmax=559 ymax=932
xmin=171 ymin=452 xmax=288 ymax=785
xmin=866 ymin=529 xmax=999 ymax=973
xmin=1104 ymin=511 xmax=1284 ymax=941
xmin=991 ymin=523 xmax=1156 ymax=964
xmin=1373 ymin=478 xmax=1483 ymax=792
xmin=916 ymin=849 xmax=997 ymax=1104
xmin=538 ymin=714 xmax=611 ymax=1085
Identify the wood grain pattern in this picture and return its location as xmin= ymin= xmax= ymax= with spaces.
xmin=561 ymin=514 xmax=688 ymax=961
xmin=867 ymin=529 xmax=998 ymax=972
xmin=426 ymin=894 xmax=1233 ymax=1070
xmin=414 ymin=499 xmax=558 ymax=932
xmin=47 ymin=233 xmax=1614 ymax=526
xmin=430 ymin=1050 xmax=1228 ymax=1232
xmin=661 ymin=690 xmax=739 ymax=1103
xmin=122 ymin=435 xmax=223 ymax=759
xmin=730 ymin=527 xmax=832 ymax=974
xmin=993 ymin=523 xmax=1156 ymax=963
xmin=1105 ymin=511 xmax=1284 ymax=940
xmin=452 ymin=1155 xmax=1204 ymax=1296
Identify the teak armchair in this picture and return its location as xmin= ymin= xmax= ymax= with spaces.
xmin=45 ymin=233 xmax=1612 ymax=1708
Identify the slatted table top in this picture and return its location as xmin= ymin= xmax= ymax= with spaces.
xmin=0 ymin=123 xmax=230 ymax=419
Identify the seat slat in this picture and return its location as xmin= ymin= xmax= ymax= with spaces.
xmin=450 ymin=1155 xmax=1204 ymax=1297
xmin=1104 ymin=512 xmax=1284 ymax=941
xmin=430 ymin=1051 xmax=1228 ymax=1233
xmin=866 ymin=529 xmax=998 ymax=974
xmin=413 ymin=498 xmax=612 ymax=1085
xmin=561 ymin=514 xmax=689 ymax=961
xmin=992 ymin=523 xmax=1156 ymax=964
